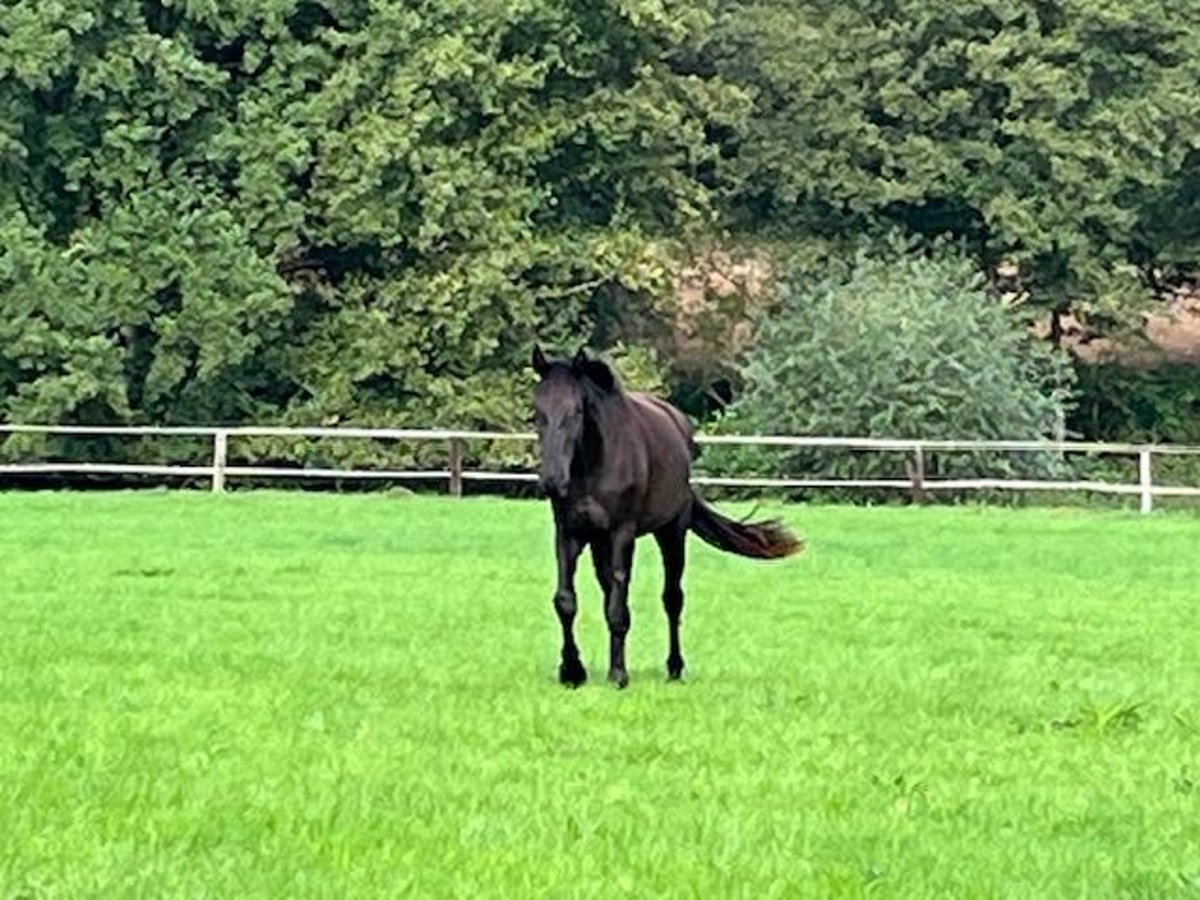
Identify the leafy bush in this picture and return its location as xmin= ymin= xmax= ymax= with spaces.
xmin=1069 ymin=361 xmax=1200 ymax=493
xmin=707 ymin=249 xmax=1076 ymax=491
xmin=1071 ymin=362 xmax=1200 ymax=445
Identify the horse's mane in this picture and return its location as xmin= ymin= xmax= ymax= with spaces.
xmin=544 ymin=357 xmax=626 ymax=417
xmin=576 ymin=361 xmax=627 ymax=467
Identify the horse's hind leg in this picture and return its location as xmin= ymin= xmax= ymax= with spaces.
xmin=554 ymin=527 xmax=587 ymax=687
xmin=654 ymin=516 xmax=687 ymax=680
xmin=593 ymin=527 xmax=636 ymax=688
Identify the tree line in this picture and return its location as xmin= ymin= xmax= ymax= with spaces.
xmin=3 ymin=0 xmax=1199 ymax=475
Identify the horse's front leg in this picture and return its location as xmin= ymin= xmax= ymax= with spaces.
xmin=593 ymin=526 xmax=637 ymax=688
xmin=553 ymin=527 xmax=587 ymax=687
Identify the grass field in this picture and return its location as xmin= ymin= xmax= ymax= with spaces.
xmin=1 ymin=491 xmax=1198 ymax=898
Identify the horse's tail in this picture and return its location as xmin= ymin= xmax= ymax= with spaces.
xmin=689 ymin=494 xmax=803 ymax=560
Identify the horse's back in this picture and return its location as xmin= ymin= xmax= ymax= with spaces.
xmin=627 ymin=393 xmax=695 ymax=530
xmin=630 ymin=393 xmax=695 ymax=453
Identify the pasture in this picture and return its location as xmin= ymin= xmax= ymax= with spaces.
xmin=1 ymin=491 xmax=1198 ymax=897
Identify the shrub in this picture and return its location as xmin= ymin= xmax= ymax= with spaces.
xmin=707 ymin=249 xmax=1076 ymax=492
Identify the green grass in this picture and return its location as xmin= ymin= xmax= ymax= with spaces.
xmin=2 ymin=492 xmax=1199 ymax=898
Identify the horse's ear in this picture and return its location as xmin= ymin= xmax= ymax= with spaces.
xmin=531 ymin=344 xmax=550 ymax=377
xmin=581 ymin=356 xmax=616 ymax=393
xmin=572 ymin=347 xmax=615 ymax=391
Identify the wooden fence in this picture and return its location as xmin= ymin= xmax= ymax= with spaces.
xmin=2 ymin=424 xmax=1200 ymax=514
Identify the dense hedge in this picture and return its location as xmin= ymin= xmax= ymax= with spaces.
xmin=3 ymin=1 xmax=1199 ymax=475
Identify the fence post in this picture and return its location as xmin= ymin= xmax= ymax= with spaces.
xmin=908 ymin=443 xmax=927 ymax=504
xmin=211 ymin=430 xmax=228 ymax=493
xmin=1139 ymin=448 xmax=1153 ymax=515
xmin=448 ymin=437 xmax=464 ymax=497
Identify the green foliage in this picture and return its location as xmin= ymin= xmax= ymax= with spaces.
xmin=1069 ymin=361 xmax=1200 ymax=487
xmin=1072 ymin=362 xmax=1200 ymax=445
xmin=604 ymin=340 xmax=671 ymax=396
xmin=3 ymin=493 xmax=1199 ymax=895
xmin=712 ymin=0 xmax=1200 ymax=329
xmin=0 ymin=0 xmax=738 ymax=466
xmin=3 ymin=0 xmax=1200 ymax=465
xmin=716 ymin=248 xmax=1076 ymax=484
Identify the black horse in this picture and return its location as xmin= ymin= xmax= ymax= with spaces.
xmin=531 ymin=346 xmax=802 ymax=688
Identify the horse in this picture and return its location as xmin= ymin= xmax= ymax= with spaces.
xmin=531 ymin=346 xmax=802 ymax=688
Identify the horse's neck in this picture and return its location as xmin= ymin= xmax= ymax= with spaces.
xmin=581 ymin=392 xmax=634 ymax=474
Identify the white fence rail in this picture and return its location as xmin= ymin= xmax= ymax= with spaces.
xmin=2 ymin=424 xmax=1200 ymax=514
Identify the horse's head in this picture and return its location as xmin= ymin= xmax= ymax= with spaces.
xmin=530 ymin=345 xmax=616 ymax=498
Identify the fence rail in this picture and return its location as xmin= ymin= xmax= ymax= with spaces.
xmin=3 ymin=424 xmax=1200 ymax=513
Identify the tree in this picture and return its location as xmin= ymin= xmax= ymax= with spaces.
xmin=710 ymin=0 xmax=1200 ymax=338
xmin=0 ymin=0 xmax=742 ymax=471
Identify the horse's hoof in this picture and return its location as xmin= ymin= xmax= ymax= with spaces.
xmin=667 ymin=656 xmax=685 ymax=681
xmin=559 ymin=660 xmax=587 ymax=687
xmin=608 ymin=669 xmax=629 ymax=689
